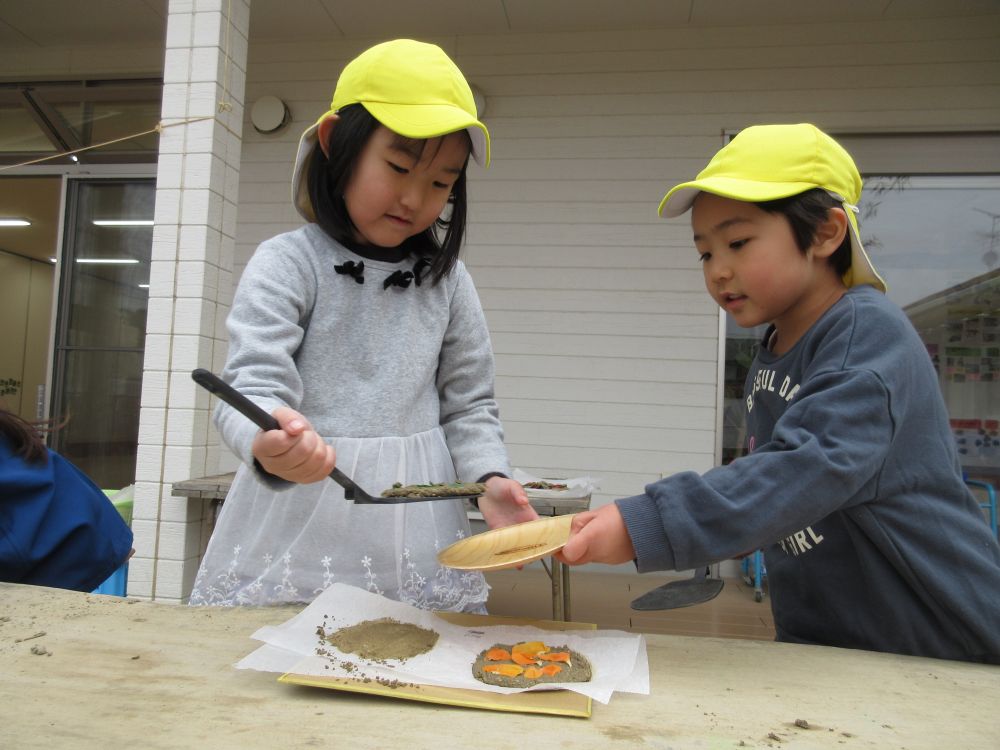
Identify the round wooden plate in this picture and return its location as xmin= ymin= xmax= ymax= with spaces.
xmin=437 ymin=514 xmax=577 ymax=571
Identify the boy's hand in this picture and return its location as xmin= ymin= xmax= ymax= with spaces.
xmin=251 ymin=407 xmax=336 ymax=484
xmin=477 ymin=477 xmax=539 ymax=529
xmin=556 ymin=503 xmax=636 ymax=566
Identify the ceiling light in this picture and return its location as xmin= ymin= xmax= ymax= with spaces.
xmin=92 ymin=220 xmax=154 ymax=227
xmin=76 ymin=258 xmax=140 ymax=264
xmin=138 ymin=283 xmax=150 ymax=289
xmin=0 ymin=218 xmax=31 ymax=227
xmin=49 ymin=257 xmax=57 ymax=263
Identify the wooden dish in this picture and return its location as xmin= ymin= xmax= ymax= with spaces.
xmin=438 ymin=514 xmax=577 ymax=571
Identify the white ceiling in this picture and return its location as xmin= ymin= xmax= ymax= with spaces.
xmin=0 ymin=0 xmax=998 ymax=49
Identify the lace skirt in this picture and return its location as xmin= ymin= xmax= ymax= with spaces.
xmin=189 ymin=427 xmax=488 ymax=611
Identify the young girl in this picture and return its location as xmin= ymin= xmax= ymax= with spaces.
xmin=190 ymin=40 xmax=536 ymax=610
xmin=559 ymin=124 xmax=1000 ymax=663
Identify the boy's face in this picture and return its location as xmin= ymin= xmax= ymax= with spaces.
xmin=691 ymin=192 xmax=839 ymax=339
xmin=343 ymin=125 xmax=469 ymax=248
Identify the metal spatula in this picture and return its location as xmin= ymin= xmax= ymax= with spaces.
xmin=191 ymin=369 xmax=483 ymax=505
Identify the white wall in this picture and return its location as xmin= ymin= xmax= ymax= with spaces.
xmin=233 ymin=14 xmax=1000 ymax=517
xmin=3 ymin=9 xmax=997 ymax=590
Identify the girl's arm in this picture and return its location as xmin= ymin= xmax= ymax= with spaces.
xmin=437 ymin=267 xmax=536 ymax=526
xmin=214 ymin=236 xmax=319 ymax=485
xmin=436 ymin=266 xmax=512 ymax=482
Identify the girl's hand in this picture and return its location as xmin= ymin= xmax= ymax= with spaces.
xmin=555 ymin=503 xmax=636 ymax=566
xmin=477 ymin=477 xmax=539 ymax=529
xmin=251 ymin=407 xmax=336 ymax=484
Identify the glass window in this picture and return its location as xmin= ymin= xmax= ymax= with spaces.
xmin=0 ymin=80 xmax=161 ymax=165
xmin=0 ymin=103 xmax=57 ymax=152
xmin=54 ymin=100 xmax=161 ymax=155
xmin=720 ymin=174 xmax=1000 ymax=472
xmin=50 ymin=179 xmax=154 ymax=490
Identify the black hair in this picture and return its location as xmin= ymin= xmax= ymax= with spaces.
xmin=755 ymin=189 xmax=852 ymax=278
xmin=306 ymin=103 xmax=470 ymax=285
xmin=0 ymin=408 xmax=50 ymax=464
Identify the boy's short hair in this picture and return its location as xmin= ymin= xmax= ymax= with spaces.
xmin=757 ymin=189 xmax=852 ymax=278
xmin=658 ymin=123 xmax=886 ymax=292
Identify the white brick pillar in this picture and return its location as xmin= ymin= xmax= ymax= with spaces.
xmin=132 ymin=0 xmax=250 ymax=602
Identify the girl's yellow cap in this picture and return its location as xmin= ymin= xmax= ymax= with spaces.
xmin=292 ymin=39 xmax=489 ymax=222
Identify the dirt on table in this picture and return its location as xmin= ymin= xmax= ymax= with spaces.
xmin=317 ymin=617 xmax=439 ymax=662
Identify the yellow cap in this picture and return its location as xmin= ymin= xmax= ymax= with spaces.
xmin=658 ymin=124 xmax=885 ymax=292
xmin=292 ymin=39 xmax=490 ymax=222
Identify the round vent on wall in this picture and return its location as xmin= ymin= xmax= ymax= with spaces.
xmin=250 ymin=95 xmax=290 ymax=134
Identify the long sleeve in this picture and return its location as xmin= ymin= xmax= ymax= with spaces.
xmin=437 ymin=269 xmax=511 ymax=481
xmin=618 ymin=367 xmax=893 ymax=572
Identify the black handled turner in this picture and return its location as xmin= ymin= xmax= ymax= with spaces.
xmin=191 ymin=368 xmax=482 ymax=505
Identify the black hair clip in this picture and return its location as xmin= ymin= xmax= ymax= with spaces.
xmin=383 ymin=269 xmax=414 ymax=289
xmin=412 ymin=258 xmax=431 ymax=287
xmin=334 ymin=260 xmax=365 ymax=284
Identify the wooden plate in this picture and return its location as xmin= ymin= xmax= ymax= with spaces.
xmin=438 ymin=514 xmax=577 ymax=571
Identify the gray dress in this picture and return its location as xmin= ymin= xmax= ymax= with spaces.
xmin=190 ymin=225 xmax=510 ymax=609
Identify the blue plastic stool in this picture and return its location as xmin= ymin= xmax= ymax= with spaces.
xmin=740 ymin=550 xmax=766 ymax=602
xmin=91 ymin=488 xmax=133 ymax=597
xmin=965 ymin=478 xmax=998 ymax=539
xmin=93 ymin=563 xmax=128 ymax=596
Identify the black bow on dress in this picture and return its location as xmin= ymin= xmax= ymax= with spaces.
xmin=334 ymin=260 xmax=365 ymax=283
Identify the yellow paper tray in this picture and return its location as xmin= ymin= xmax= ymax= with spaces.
xmin=279 ymin=611 xmax=595 ymax=718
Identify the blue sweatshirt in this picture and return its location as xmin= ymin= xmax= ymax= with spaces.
xmin=0 ymin=437 xmax=133 ymax=592
xmin=619 ymin=285 xmax=1000 ymax=663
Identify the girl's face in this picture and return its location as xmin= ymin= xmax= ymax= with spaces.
xmin=692 ymin=192 xmax=844 ymax=351
xmin=343 ymin=125 xmax=469 ymax=248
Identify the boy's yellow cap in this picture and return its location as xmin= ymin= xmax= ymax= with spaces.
xmin=292 ymin=39 xmax=490 ymax=222
xmin=658 ymin=123 xmax=886 ymax=292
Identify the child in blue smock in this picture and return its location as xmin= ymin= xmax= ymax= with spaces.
xmin=0 ymin=408 xmax=133 ymax=592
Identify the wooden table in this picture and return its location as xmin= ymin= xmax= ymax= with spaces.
xmin=171 ymin=472 xmax=590 ymax=620
xmin=3 ymin=583 xmax=997 ymax=749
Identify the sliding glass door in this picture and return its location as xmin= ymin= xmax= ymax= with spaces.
xmin=50 ymin=178 xmax=154 ymax=490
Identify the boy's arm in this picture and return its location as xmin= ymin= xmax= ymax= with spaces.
xmin=593 ymin=367 xmax=894 ymax=574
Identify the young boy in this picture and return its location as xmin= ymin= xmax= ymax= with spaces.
xmin=559 ymin=124 xmax=1000 ymax=663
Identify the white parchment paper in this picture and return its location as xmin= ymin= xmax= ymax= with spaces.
xmin=513 ymin=468 xmax=601 ymax=499
xmin=237 ymin=583 xmax=648 ymax=704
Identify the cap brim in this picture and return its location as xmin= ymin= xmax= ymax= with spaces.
xmin=363 ymin=101 xmax=490 ymax=167
xmin=844 ymin=209 xmax=887 ymax=292
xmin=291 ymin=119 xmax=322 ymax=223
xmin=658 ymin=176 xmax=820 ymax=218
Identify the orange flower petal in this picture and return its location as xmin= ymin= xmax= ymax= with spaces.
xmin=523 ymin=667 xmax=543 ymax=680
xmin=538 ymin=651 xmax=571 ymax=664
xmin=486 ymin=648 xmax=511 ymax=661
xmin=511 ymin=641 xmax=547 ymax=657
xmin=540 ymin=664 xmax=563 ymax=677
xmin=483 ymin=663 xmax=524 ymax=677
xmin=511 ymin=650 xmax=540 ymax=666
